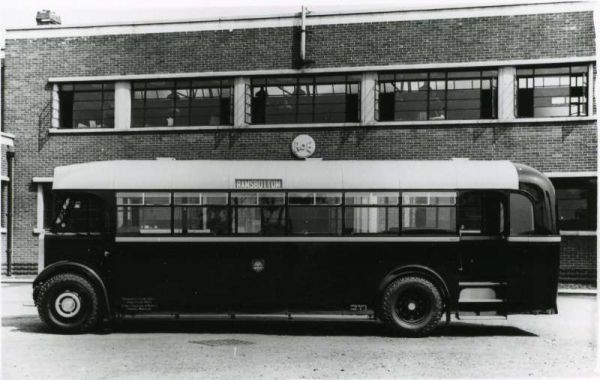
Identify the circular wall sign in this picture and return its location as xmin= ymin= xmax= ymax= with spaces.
xmin=291 ymin=134 xmax=316 ymax=159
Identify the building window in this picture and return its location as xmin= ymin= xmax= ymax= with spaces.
xmin=378 ymin=70 xmax=497 ymax=121
xmin=132 ymin=79 xmax=232 ymax=128
xmin=251 ymin=75 xmax=360 ymax=124
xmin=516 ymin=65 xmax=588 ymax=118
xmin=551 ymin=177 xmax=597 ymax=231
xmin=59 ymin=83 xmax=114 ymax=128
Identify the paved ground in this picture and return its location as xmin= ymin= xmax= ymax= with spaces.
xmin=1 ymin=283 xmax=598 ymax=379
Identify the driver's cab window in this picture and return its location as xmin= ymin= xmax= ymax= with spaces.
xmin=53 ymin=193 xmax=105 ymax=234
xmin=458 ymin=191 xmax=505 ymax=236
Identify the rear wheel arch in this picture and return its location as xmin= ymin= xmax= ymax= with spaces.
xmin=378 ymin=265 xmax=451 ymax=306
xmin=33 ymin=262 xmax=112 ymax=319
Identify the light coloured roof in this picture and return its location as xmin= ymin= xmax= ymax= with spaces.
xmin=52 ymin=159 xmax=520 ymax=191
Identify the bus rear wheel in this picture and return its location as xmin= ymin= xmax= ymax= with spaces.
xmin=381 ymin=276 xmax=443 ymax=337
xmin=36 ymin=273 xmax=100 ymax=333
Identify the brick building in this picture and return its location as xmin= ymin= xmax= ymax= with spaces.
xmin=0 ymin=2 xmax=597 ymax=281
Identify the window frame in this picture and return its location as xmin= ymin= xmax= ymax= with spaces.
xmin=112 ymin=189 xmax=466 ymax=237
xmin=59 ymin=82 xmax=115 ymax=129
xmin=51 ymin=191 xmax=107 ymax=235
xmin=551 ymin=177 xmax=597 ymax=231
xmin=377 ymin=69 xmax=498 ymax=122
xmin=250 ymin=74 xmax=361 ymax=124
xmin=231 ymin=192 xmax=286 ymax=235
xmin=516 ymin=64 xmax=589 ymax=118
xmin=343 ymin=192 xmax=400 ymax=235
xmin=131 ymin=79 xmax=233 ymax=128
xmin=400 ymin=191 xmax=458 ymax=235
xmin=457 ymin=190 xmax=509 ymax=237
xmin=116 ymin=192 xmax=173 ymax=236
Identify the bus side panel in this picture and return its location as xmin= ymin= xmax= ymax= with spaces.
xmin=505 ymin=242 xmax=559 ymax=313
xmin=109 ymin=241 xmax=461 ymax=314
xmin=44 ymin=235 xmax=107 ymax=271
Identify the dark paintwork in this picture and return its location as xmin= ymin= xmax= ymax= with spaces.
xmin=38 ymin=163 xmax=560 ymax=319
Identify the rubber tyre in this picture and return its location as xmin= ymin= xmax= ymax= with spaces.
xmin=36 ymin=273 xmax=100 ymax=333
xmin=380 ymin=276 xmax=443 ymax=337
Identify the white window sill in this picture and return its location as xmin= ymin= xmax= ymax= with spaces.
xmin=47 ymin=123 xmax=360 ymax=133
xmin=47 ymin=116 xmax=596 ymax=134
xmin=560 ymin=230 xmax=597 ymax=236
xmin=0 ymin=228 xmax=6 ymax=233
xmin=375 ymin=116 xmax=596 ymax=127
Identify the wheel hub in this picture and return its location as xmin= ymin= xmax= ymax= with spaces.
xmin=396 ymin=290 xmax=429 ymax=323
xmin=54 ymin=291 xmax=81 ymax=318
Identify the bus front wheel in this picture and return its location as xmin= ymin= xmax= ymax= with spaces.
xmin=380 ymin=276 xmax=443 ymax=337
xmin=36 ymin=273 xmax=100 ymax=333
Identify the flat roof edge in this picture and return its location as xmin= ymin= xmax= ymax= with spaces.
xmin=4 ymin=1 xmax=593 ymax=39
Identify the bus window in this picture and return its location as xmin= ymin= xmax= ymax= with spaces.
xmin=116 ymin=192 xmax=171 ymax=235
xmin=53 ymin=194 xmax=104 ymax=234
xmin=401 ymin=192 xmax=456 ymax=234
xmin=173 ymin=192 xmax=229 ymax=235
xmin=458 ymin=192 xmax=505 ymax=235
xmin=458 ymin=192 xmax=483 ymax=234
xmin=344 ymin=192 xmax=399 ymax=234
xmin=288 ymin=192 xmax=342 ymax=235
xmin=231 ymin=192 xmax=285 ymax=235
xmin=510 ymin=193 xmax=535 ymax=235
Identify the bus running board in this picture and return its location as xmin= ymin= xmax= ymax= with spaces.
xmin=455 ymin=313 xmax=507 ymax=321
xmin=457 ymin=281 xmax=507 ymax=318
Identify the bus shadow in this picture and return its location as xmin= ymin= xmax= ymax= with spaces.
xmin=2 ymin=314 xmax=537 ymax=337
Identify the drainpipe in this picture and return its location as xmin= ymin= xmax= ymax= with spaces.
xmin=300 ymin=6 xmax=307 ymax=63
xmin=299 ymin=6 xmax=314 ymax=67
xmin=6 ymin=148 xmax=14 ymax=276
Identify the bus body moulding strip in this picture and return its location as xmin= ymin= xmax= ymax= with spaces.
xmin=560 ymin=230 xmax=596 ymax=236
xmin=5 ymin=2 xmax=592 ymax=39
xmin=46 ymin=57 xmax=596 ymax=83
xmin=544 ymin=171 xmax=597 ymax=178
xmin=506 ymin=236 xmax=561 ymax=243
xmin=115 ymin=236 xmax=462 ymax=243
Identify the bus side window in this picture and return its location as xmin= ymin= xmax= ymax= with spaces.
xmin=401 ymin=192 xmax=456 ymax=235
xmin=510 ymin=193 xmax=535 ymax=235
xmin=459 ymin=192 xmax=505 ymax=236
xmin=458 ymin=192 xmax=483 ymax=234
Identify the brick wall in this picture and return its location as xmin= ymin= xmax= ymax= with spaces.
xmin=560 ymin=236 xmax=596 ymax=283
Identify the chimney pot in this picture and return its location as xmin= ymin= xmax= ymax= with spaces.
xmin=36 ymin=10 xmax=61 ymax=25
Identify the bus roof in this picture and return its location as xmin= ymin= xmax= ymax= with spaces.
xmin=51 ymin=159 xmax=521 ymax=191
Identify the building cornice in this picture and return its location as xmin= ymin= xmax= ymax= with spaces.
xmin=5 ymin=1 xmax=593 ymax=40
